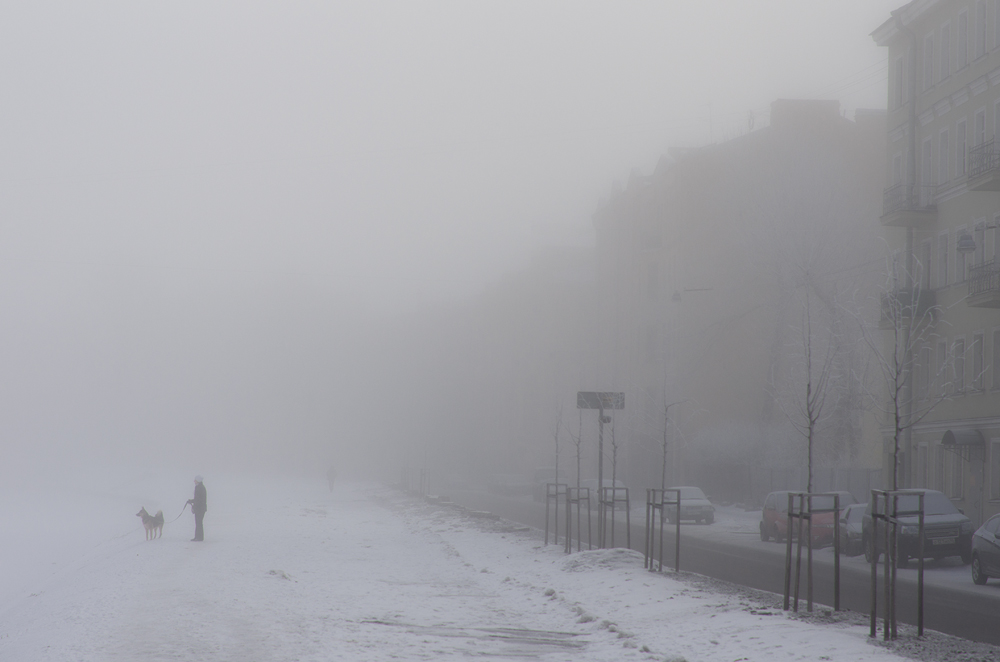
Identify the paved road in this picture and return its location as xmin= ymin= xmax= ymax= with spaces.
xmin=445 ymin=489 xmax=1000 ymax=646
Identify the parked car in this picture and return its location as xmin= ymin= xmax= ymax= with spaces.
xmin=862 ymin=489 xmax=973 ymax=567
xmin=838 ymin=503 xmax=867 ymax=556
xmin=971 ymin=513 xmax=1000 ymax=584
xmin=664 ymin=486 xmax=715 ymax=524
xmin=759 ymin=490 xmax=856 ymax=546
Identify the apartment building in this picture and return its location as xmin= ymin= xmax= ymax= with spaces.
xmin=591 ymin=99 xmax=885 ymax=503
xmin=875 ymin=0 xmax=1000 ymax=526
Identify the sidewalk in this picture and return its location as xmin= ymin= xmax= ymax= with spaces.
xmin=0 ymin=472 xmax=992 ymax=661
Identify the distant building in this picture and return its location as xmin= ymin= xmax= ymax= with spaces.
xmin=874 ymin=0 xmax=1000 ymax=526
xmin=592 ymin=99 xmax=885 ymax=504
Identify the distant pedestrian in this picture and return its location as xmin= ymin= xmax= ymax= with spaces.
xmin=186 ymin=476 xmax=207 ymax=541
xmin=327 ymin=465 xmax=337 ymax=492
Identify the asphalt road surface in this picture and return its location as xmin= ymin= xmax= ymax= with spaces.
xmin=444 ymin=488 xmax=1000 ymax=646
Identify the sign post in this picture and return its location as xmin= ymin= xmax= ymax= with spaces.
xmin=577 ymin=391 xmax=624 ymax=546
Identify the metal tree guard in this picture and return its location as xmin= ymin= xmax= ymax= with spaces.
xmin=645 ymin=488 xmax=681 ymax=573
xmin=869 ymin=489 xmax=925 ymax=640
xmin=565 ymin=486 xmax=593 ymax=553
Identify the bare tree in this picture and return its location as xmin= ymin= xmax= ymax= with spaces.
xmin=571 ymin=409 xmax=584 ymax=488
xmin=610 ymin=412 xmax=620 ymax=488
xmin=660 ymin=399 xmax=687 ymax=491
xmin=552 ymin=404 xmax=563 ymax=488
xmin=788 ymin=286 xmax=837 ymax=493
xmin=859 ymin=257 xmax=951 ymax=490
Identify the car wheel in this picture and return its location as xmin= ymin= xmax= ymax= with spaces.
xmin=972 ymin=556 xmax=988 ymax=585
xmin=705 ymin=514 xmax=714 ymax=525
xmin=895 ymin=553 xmax=909 ymax=568
xmin=864 ymin=536 xmax=878 ymax=564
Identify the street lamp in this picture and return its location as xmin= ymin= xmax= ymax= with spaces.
xmin=957 ymin=232 xmax=977 ymax=254
xmin=957 ymin=224 xmax=998 ymax=255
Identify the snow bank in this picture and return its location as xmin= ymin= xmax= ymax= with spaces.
xmin=0 ymin=469 xmax=987 ymax=661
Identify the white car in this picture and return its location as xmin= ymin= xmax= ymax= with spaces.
xmin=665 ymin=486 xmax=715 ymax=524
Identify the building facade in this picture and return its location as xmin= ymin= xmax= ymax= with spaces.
xmin=875 ymin=0 xmax=1000 ymax=526
xmin=592 ymin=99 xmax=885 ymax=504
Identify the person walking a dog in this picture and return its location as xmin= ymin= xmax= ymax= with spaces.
xmin=186 ymin=476 xmax=207 ymax=541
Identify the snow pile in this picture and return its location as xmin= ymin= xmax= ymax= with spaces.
xmin=0 ymin=469 xmax=994 ymax=661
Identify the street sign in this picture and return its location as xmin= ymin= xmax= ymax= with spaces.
xmin=577 ymin=391 xmax=624 ymax=410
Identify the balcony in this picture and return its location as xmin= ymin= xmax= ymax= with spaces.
xmin=967 ymin=260 xmax=1000 ymax=307
xmin=880 ymin=184 xmax=937 ymax=227
xmin=879 ymin=288 xmax=937 ymax=329
xmin=968 ymin=139 xmax=1000 ymax=191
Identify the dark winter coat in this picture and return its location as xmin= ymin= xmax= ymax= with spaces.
xmin=193 ymin=482 xmax=207 ymax=515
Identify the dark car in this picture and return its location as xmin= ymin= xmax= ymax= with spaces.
xmin=971 ymin=513 xmax=1000 ymax=584
xmin=862 ymin=489 xmax=973 ymax=567
xmin=838 ymin=503 xmax=867 ymax=556
xmin=759 ymin=490 xmax=855 ymax=546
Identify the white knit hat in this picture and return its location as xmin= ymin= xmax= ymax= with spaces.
xmin=194 ymin=475 xmax=203 ymax=482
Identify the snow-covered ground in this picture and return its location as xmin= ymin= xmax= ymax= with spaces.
xmin=2 ymin=469 xmax=998 ymax=661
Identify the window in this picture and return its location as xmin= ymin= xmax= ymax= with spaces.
xmin=920 ymin=345 xmax=932 ymax=399
xmin=922 ymin=137 xmax=934 ymax=202
xmin=957 ymin=225 xmax=968 ymax=282
xmin=939 ymin=231 xmax=950 ymax=288
xmin=960 ymin=10 xmax=970 ymax=68
xmin=942 ymin=21 xmax=952 ymax=77
xmin=976 ymin=220 xmax=987 ymax=266
xmin=936 ymin=446 xmax=946 ymax=491
xmin=951 ymin=452 xmax=964 ymax=498
xmin=938 ymin=340 xmax=949 ymax=394
xmin=939 ymin=129 xmax=950 ymax=184
xmin=995 ymin=99 xmax=1000 ymax=146
xmin=893 ymin=153 xmax=903 ymax=186
xmin=977 ymin=109 xmax=987 ymax=146
xmin=994 ymin=213 xmax=1000 ymax=262
xmin=996 ymin=0 xmax=1000 ymax=49
xmin=992 ymin=440 xmax=1000 ymax=500
xmin=917 ymin=445 xmax=928 ymax=487
xmin=925 ymin=34 xmax=935 ymax=89
xmin=895 ymin=57 xmax=905 ymax=108
xmin=974 ymin=333 xmax=985 ymax=390
xmin=921 ymin=239 xmax=932 ymax=290
xmin=978 ymin=1 xmax=988 ymax=59
xmin=993 ymin=329 xmax=1000 ymax=389
xmin=958 ymin=119 xmax=968 ymax=176
xmin=955 ymin=338 xmax=967 ymax=392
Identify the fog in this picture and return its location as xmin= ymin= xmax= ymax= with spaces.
xmin=0 ymin=2 xmax=901 ymax=487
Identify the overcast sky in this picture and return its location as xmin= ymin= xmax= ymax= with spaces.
xmin=0 ymin=1 xmax=901 ymax=315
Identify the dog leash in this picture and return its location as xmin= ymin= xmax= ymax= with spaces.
xmin=166 ymin=502 xmax=190 ymax=524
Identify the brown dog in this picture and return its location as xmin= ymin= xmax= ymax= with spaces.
xmin=136 ymin=507 xmax=164 ymax=540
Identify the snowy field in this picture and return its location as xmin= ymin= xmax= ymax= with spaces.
xmin=2 ymin=468 xmax=998 ymax=661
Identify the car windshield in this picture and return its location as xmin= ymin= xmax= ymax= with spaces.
xmin=678 ymin=487 xmax=706 ymax=500
xmin=802 ymin=493 xmax=853 ymax=510
xmin=873 ymin=492 xmax=959 ymax=516
xmin=846 ymin=505 xmax=865 ymax=524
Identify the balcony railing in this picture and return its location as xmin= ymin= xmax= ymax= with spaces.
xmin=967 ymin=260 xmax=1000 ymax=307
xmin=882 ymin=183 xmax=937 ymax=217
xmin=879 ymin=288 xmax=937 ymax=328
xmin=970 ymin=139 xmax=1000 ymax=179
